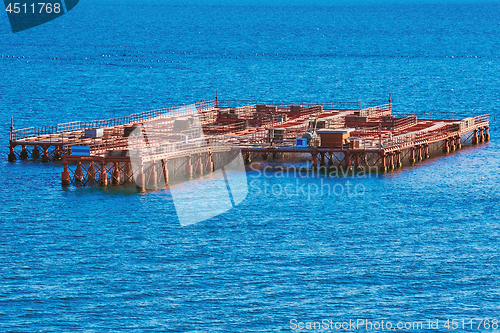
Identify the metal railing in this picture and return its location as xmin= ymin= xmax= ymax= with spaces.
xmin=359 ymin=103 xmax=392 ymax=117
xmin=11 ymin=100 xmax=216 ymax=141
xmin=392 ymin=110 xmax=490 ymax=121
xmin=217 ymin=100 xmax=387 ymax=110
xmin=474 ymin=114 xmax=490 ymax=125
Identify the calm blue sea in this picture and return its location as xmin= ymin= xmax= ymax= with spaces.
xmin=1 ymin=1 xmax=500 ymax=332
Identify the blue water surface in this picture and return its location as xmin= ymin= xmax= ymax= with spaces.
xmin=1 ymin=1 xmax=500 ymax=332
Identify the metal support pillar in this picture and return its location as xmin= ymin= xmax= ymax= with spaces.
xmin=41 ymin=145 xmax=50 ymax=163
xmin=208 ymin=152 xmax=214 ymax=172
xmin=8 ymin=144 xmax=16 ymax=162
xmin=161 ymin=159 xmax=169 ymax=187
xmin=380 ymin=152 xmax=387 ymax=173
xmin=186 ymin=156 xmax=193 ymax=180
xmin=53 ymin=146 xmax=62 ymax=161
xmin=124 ymin=162 xmax=133 ymax=183
xmin=75 ymin=161 xmax=84 ymax=182
xmin=244 ymin=152 xmax=251 ymax=166
xmin=443 ymin=139 xmax=450 ymax=153
xmin=389 ymin=152 xmax=394 ymax=170
xmin=328 ymin=152 xmax=334 ymax=167
xmin=100 ymin=163 xmax=108 ymax=186
xmin=197 ymin=153 xmax=203 ymax=176
xmin=112 ymin=162 xmax=121 ymax=185
xmin=484 ymin=127 xmax=490 ymax=142
xmin=61 ymin=162 xmax=70 ymax=186
xmin=88 ymin=163 xmax=96 ymax=182
xmin=20 ymin=145 xmax=28 ymax=160
xmin=32 ymin=145 xmax=40 ymax=159
xmin=311 ymin=149 xmax=318 ymax=170
xmin=345 ymin=152 xmax=352 ymax=171
xmin=320 ymin=152 xmax=326 ymax=167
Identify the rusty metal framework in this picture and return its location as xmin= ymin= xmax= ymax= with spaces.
xmin=7 ymin=98 xmax=490 ymax=189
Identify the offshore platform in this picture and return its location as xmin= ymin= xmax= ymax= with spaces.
xmin=8 ymin=96 xmax=490 ymax=190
